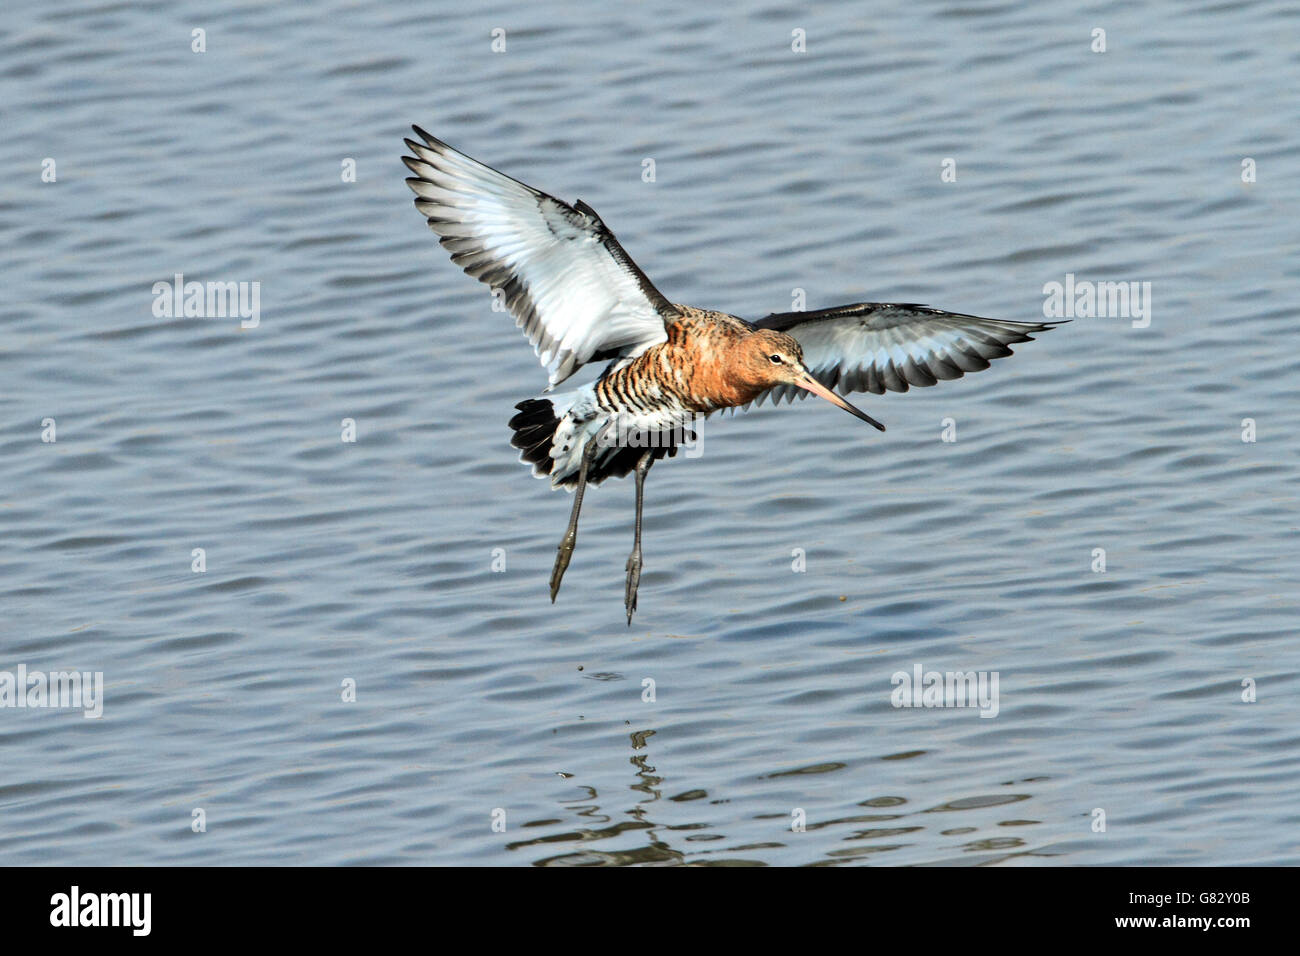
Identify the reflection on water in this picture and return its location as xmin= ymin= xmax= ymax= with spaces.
xmin=511 ymin=732 xmax=1055 ymax=866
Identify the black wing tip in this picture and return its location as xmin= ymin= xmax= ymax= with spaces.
xmin=410 ymin=124 xmax=440 ymax=147
xmin=1014 ymin=317 xmax=1070 ymax=341
xmin=407 ymin=127 xmax=460 ymax=162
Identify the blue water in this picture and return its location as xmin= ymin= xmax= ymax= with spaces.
xmin=1 ymin=0 xmax=1298 ymax=865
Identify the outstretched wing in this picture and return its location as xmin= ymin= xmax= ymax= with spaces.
xmin=403 ymin=126 xmax=679 ymax=387
xmin=750 ymin=303 xmax=1064 ymax=405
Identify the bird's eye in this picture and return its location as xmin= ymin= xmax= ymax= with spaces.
xmin=769 ymin=354 xmax=783 ymax=364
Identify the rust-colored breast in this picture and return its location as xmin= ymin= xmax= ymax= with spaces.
xmin=662 ymin=308 xmax=762 ymax=411
xmin=596 ymin=308 xmax=762 ymax=415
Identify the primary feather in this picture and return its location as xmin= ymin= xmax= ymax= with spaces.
xmin=750 ymin=303 xmax=1064 ymax=405
xmin=402 ymin=126 xmax=678 ymax=387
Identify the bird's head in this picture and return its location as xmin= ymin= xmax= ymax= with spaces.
xmin=736 ymin=329 xmax=885 ymax=431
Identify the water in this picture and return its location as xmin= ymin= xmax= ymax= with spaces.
xmin=2 ymin=0 xmax=1298 ymax=866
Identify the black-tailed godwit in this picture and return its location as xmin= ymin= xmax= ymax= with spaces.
xmin=402 ymin=127 xmax=1062 ymax=623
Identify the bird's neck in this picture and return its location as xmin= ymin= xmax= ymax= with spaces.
xmin=662 ymin=323 xmax=764 ymax=411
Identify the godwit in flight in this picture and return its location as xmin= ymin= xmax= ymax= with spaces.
xmin=402 ymin=127 xmax=1062 ymax=623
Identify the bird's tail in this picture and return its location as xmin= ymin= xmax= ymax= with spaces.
xmin=508 ymin=398 xmax=562 ymax=480
xmin=508 ymin=393 xmax=681 ymax=490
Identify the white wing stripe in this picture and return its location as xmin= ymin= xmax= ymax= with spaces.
xmin=750 ymin=303 xmax=1062 ymax=402
xmin=403 ymin=128 xmax=675 ymax=387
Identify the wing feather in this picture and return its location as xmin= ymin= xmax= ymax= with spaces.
xmin=403 ymin=127 xmax=677 ymax=387
xmin=748 ymin=303 xmax=1063 ymax=407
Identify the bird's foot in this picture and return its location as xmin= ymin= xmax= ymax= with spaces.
xmin=550 ymin=531 xmax=576 ymax=603
xmin=624 ymin=548 xmax=642 ymax=625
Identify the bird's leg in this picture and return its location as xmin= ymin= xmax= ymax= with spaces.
xmin=550 ymin=435 xmax=601 ymax=603
xmin=625 ymin=450 xmax=654 ymax=625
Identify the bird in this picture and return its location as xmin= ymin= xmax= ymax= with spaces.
xmin=402 ymin=126 xmax=1063 ymax=624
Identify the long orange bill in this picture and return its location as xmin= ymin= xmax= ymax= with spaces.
xmin=796 ymin=372 xmax=886 ymax=431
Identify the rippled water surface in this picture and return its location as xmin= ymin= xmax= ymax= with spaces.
xmin=2 ymin=0 xmax=1299 ymax=865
